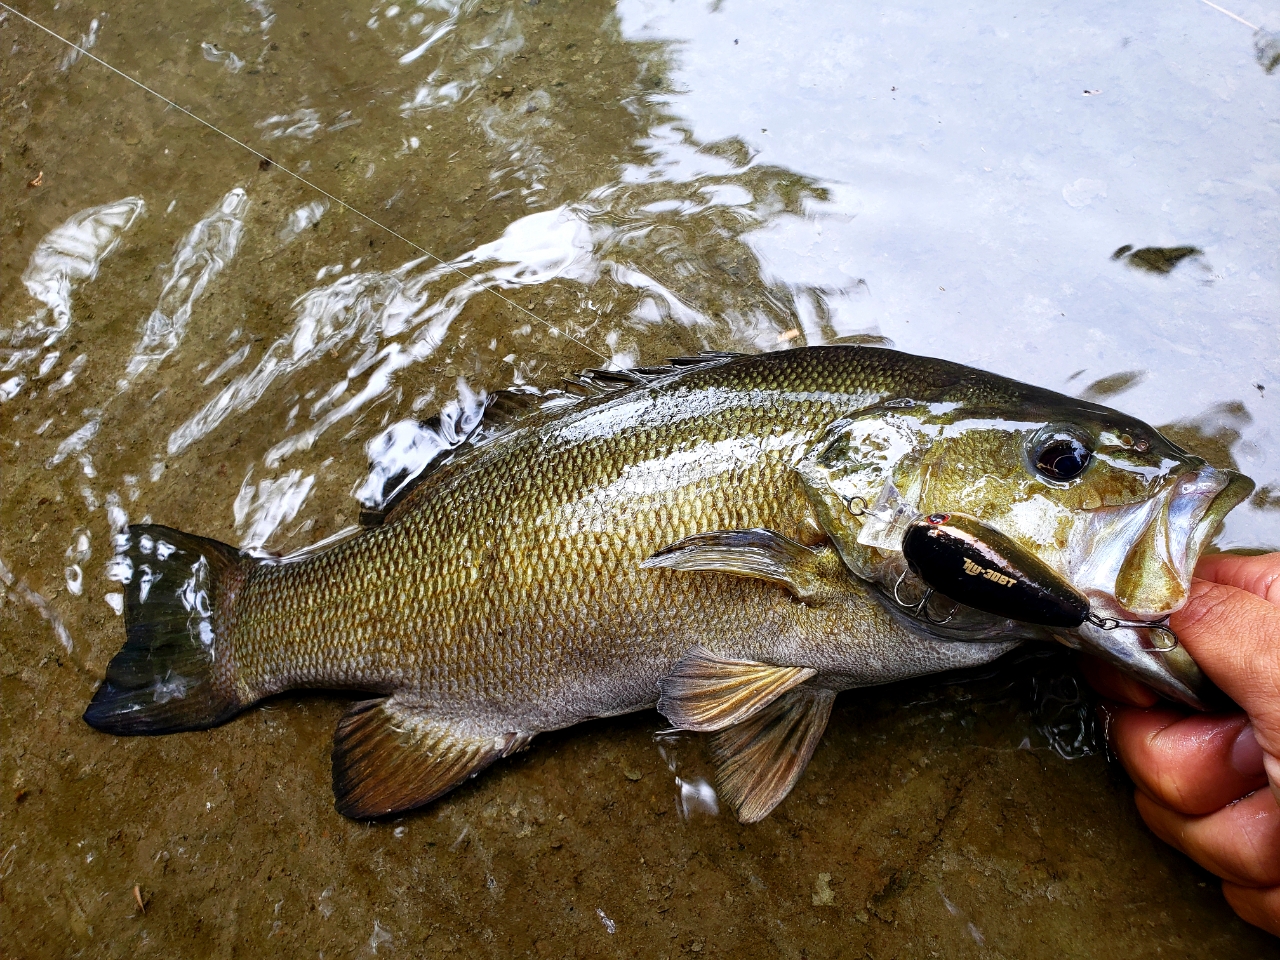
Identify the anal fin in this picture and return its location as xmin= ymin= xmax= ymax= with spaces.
xmin=657 ymin=645 xmax=816 ymax=733
xmin=709 ymin=685 xmax=836 ymax=823
xmin=332 ymin=697 xmax=532 ymax=818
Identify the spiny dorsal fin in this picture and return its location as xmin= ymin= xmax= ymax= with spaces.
xmin=664 ymin=351 xmax=745 ymax=366
xmin=642 ymin=529 xmax=843 ymax=602
xmin=561 ymin=352 xmax=743 ymax=398
xmin=331 ymin=697 xmax=532 ymax=818
xmin=358 ymin=353 xmax=745 ymax=526
xmin=562 ymin=367 xmax=650 ymax=395
xmin=657 ymin=645 xmax=816 ymax=733
xmin=709 ymin=685 xmax=836 ymax=823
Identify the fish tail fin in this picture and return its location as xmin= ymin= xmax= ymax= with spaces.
xmin=83 ymin=525 xmax=253 ymax=735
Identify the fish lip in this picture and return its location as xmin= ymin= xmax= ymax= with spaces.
xmin=1182 ymin=469 xmax=1255 ymax=578
xmin=1072 ymin=619 xmax=1217 ymax=709
xmin=1096 ymin=465 xmax=1255 ymax=621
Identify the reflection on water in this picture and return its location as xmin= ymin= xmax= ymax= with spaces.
xmin=128 ymin=189 xmax=250 ymax=379
xmin=17 ymin=197 xmax=144 ymax=339
xmin=1 ymin=0 xmax=1278 ymax=954
xmin=1076 ymin=368 xmax=1147 ymax=402
xmin=1160 ymin=401 xmax=1258 ymax=477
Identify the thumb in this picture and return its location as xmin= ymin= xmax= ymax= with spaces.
xmin=1192 ymin=553 xmax=1280 ymax=605
xmin=1171 ymin=570 xmax=1280 ymax=792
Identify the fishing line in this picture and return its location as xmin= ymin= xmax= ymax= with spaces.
xmin=1197 ymin=0 xmax=1258 ymax=31
xmin=0 ymin=0 xmax=611 ymax=364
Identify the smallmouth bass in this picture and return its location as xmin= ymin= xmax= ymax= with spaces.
xmin=84 ymin=347 xmax=1253 ymax=822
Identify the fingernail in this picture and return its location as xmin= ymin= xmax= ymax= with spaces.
xmin=1230 ymin=724 xmax=1266 ymax=778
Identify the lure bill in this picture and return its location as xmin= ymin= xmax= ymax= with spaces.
xmin=83 ymin=347 xmax=1254 ymax=822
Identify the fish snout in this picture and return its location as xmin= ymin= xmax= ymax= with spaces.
xmin=1079 ymin=463 xmax=1253 ymax=710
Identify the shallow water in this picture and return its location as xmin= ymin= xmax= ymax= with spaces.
xmin=2 ymin=0 xmax=1278 ymax=955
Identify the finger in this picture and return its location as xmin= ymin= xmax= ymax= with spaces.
xmin=1135 ymin=789 xmax=1280 ymax=888
xmin=1222 ymin=882 xmax=1280 ymax=937
xmin=1109 ymin=707 xmax=1268 ymax=814
xmin=1169 ymin=578 xmax=1280 ymax=756
xmin=1079 ymin=654 xmax=1159 ymax=707
xmin=1194 ymin=553 xmax=1280 ymax=604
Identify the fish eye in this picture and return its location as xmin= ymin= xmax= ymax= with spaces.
xmin=1030 ymin=431 xmax=1093 ymax=483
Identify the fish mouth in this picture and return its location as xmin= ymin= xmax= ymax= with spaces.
xmin=1183 ymin=469 xmax=1255 ymax=576
xmin=1113 ymin=465 xmax=1255 ymax=618
xmin=1071 ymin=465 xmax=1254 ymax=709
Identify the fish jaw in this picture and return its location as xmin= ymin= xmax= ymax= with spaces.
xmin=1069 ymin=619 xmax=1216 ymax=708
xmin=1063 ymin=464 xmax=1254 ymax=708
xmin=1180 ymin=469 xmax=1256 ymax=581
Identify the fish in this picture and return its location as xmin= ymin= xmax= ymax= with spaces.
xmin=82 ymin=346 xmax=1254 ymax=823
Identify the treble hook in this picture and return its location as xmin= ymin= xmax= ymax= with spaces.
xmin=892 ymin=568 xmax=931 ymax=614
xmin=891 ymin=569 xmax=960 ymax=625
xmin=922 ymin=595 xmax=959 ymax=626
xmin=1086 ymin=612 xmax=1180 ymax=652
xmin=893 ymin=567 xmax=925 ymax=610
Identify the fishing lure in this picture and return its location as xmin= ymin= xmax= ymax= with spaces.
xmin=853 ymin=486 xmax=1178 ymax=649
xmin=902 ymin=512 xmax=1089 ymax=628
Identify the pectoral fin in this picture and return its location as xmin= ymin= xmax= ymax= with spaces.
xmin=657 ymin=645 xmax=816 ymax=732
xmin=709 ymin=685 xmax=836 ymax=823
xmin=641 ymin=529 xmax=844 ymax=601
xmin=332 ymin=697 xmax=532 ymax=819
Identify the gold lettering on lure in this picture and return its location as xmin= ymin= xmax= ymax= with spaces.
xmin=961 ymin=557 xmax=1015 ymax=587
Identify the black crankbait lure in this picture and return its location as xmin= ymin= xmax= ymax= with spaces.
xmin=899 ymin=512 xmax=1179 ymax=649
xmin=850 ymin=484 xmax=1178 ymax=649
xmin=902 ymin=512 xmax=1088 ymax=628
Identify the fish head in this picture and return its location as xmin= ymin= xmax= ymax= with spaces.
xmin=798 ymin=382 xmax=1254 ymax=708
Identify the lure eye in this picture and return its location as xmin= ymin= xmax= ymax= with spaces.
xmin=1031 ymin=432 xmax=1092 ymax=483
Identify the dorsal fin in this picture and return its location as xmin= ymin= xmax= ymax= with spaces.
xmin=357 ymin=352 xmax=745 ymax=525
xmin=665 ymin=351 xmax=745 ymax=366
xmin=560 ymin=352 xmax=743 ymax=399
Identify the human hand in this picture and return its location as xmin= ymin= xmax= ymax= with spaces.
xmin=1081 ymin=552 xmax=1280 ymax=937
